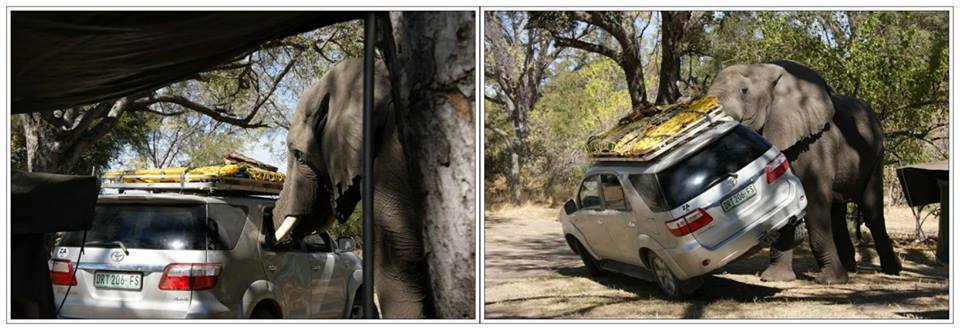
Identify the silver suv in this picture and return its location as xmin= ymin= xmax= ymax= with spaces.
xmin=560 ymin=122 xmax=807 ymax=298
xmin=50 ymin=193 xmax=366 ymax=318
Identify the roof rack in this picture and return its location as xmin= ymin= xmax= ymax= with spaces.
xmin=102 ymin=162 xmax=284 ymax=195
xmin=587 ymin=97 xmax=733 ymax=163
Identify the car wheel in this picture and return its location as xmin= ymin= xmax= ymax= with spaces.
xmin=648 ymin=252 xmax=701 ymax=299
xmin=574 ymin=239 xmax=605 ymax=276
xmin=773 ymin=219 xmax=807 ymax=251
xmin=250 ymin=304 xmax=279 ymax=319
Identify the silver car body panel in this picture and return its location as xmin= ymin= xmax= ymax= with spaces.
xmin=52 ymin=193 xmax=363 ymax=319
xmin=561 ymin=123 xmax=807 ymax=281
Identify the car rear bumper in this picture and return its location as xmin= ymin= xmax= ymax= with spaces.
xmin=659 ymin=201 xmax=805 ymax=280
xmin=54 ymin=289 xmax=235 ymax=319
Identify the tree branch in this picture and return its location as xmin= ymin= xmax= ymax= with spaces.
xmin=137 ymin=95 xmax=268 ymax=128
xmin=552 ymin=35 xmax=621 ymax=63
xmin=485 ymin=94 xmax=506 ymax=106
xmin=569 ymin=11 xmax=631 ymax=53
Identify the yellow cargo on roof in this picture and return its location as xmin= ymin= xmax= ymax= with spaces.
xmin=586 ymin=96 xmax=722 ymax=158
xmin=104 ymin=164 xmax=285 ymax=183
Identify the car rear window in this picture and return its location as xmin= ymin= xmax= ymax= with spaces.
xmin=630 ymin=125 xmax=771 ymax=211
xmin=60 ymin=204 xmax=207 ymax=250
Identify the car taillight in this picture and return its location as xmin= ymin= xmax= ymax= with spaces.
xmin=159 ymin=263 xmax=222 ymax=291
xmin=766 ymin=153 xmax=790 ymax=184
xmin=50 ymin=259 xmax=77 ymax=286
xmin=665 ymin=208 xmax=714 ymax=236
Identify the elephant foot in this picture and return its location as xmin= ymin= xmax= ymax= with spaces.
xmin=814 ymin=266 xmax=849 ymax=284
xmin=880 ymin=256 xmax=903 ymax=275
xmin=760 ymin=267 xmax=797 ymax=282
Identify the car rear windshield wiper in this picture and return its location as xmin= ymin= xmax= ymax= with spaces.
xmin=704 ymin=172 xmax=739 ymax=190
xmin=85 ymin=241 xmax=129 ymax=255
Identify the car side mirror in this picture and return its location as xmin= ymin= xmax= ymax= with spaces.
xmin=563 ymin=199 xmax=578 ymax=215
xmin=337 ymin=237 xmax=355 ymax=252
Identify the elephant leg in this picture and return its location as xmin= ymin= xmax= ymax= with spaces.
xmin=860 ymin=166 xmax=902 ymax=275
xmin=832 ymin=201 xmax=857 ymax=272
xmin=760 ymin=248 xmax=797 ymax=282
xmin=806 ymin=197 xmax=849 ymax=284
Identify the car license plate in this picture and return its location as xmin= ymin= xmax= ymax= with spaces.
xmin=722 ymin=184 xmax=757 ymax=212
xmin=94 ymin=271 xmax=142 ymax=291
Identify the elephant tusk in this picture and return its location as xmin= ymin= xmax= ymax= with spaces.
xmin=275 ymin=216 xmax=300 ymax=242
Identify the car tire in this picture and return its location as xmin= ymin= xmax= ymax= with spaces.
xmin=773 ymin=218 xmax=807 ymax=251
xmin=648 ymin=252 xmax=701 ymax=299
xmin=574 ymin=239 xmax=606 ymax=276
xmin=250 ymin=304 xmax=279 ymax=319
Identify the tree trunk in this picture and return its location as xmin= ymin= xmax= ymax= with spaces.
xmin=509 ymin=148 xmax=521 ymax=205
xmin=622 ymin=61 xmax=650 ymax=110
xmin=22 ymin=113 xmax=80 ymax=173
xmin=656 ymin=11 xmax=688 ymax=105
xmin=381 ymin=11 xmax=476 ymax=319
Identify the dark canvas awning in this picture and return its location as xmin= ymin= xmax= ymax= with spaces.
xmin=897 ymin=160 xmax=949 ymax=207
xmin=11 ymin=171 xmax=100 ymax=234
xmin=11 ymin=11 xmax=361 ymax=113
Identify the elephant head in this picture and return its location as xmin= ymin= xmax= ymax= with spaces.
xmin=706 ymin=60 xmax=835 ymax=150
xmin=273 ymin=58 xmax=392 ymax=241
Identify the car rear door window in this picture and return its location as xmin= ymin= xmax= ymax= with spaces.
xmin=206 ymin=204 xmax=248 ymax=250
xmin=60 ymin=204 xmax=206 ymax=250
xmin=657 ymin=125 xmax=772 ymax=208
xmin=630 ymin=173 xmax=669 ymax=212
xmin=578 ymin=175 xmax=602 ymax=210
xmin=600 ymin=174 xmax=629 ymax=211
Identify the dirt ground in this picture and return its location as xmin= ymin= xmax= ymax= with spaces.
xmin=483 ymin=204 xmax=949 ymax=319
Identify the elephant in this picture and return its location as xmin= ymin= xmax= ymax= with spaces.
xmin=706 ymin=60 xmax=902 ymax=284
xmin=272 ymin=58 xmax=432 ymax=318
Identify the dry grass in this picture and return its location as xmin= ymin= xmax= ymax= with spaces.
xmin=483 ymin=204 xmax=949 ymax=319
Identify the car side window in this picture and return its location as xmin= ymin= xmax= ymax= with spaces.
xmin=600 ymin=174 xmax=630 ymax=211
xmin=302 ymin=232 xmax=333 ymax=253
xmin=578 ymin=175 xmax=602 ymax=210
xmin=259 ymin=205 xmax=285 ymax=251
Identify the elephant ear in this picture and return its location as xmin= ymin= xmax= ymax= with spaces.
xmin=762 ymin=61 xmax=836 ymax=151
xmin=319 ymin=58 xmax=393 ymax=222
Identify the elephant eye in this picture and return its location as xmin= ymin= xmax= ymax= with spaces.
xmin=740 ymin=88 xmax=748 ymax=95
xmin=292 ymin=150 xmax=306 ymax=164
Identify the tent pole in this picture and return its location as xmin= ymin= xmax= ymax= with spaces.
xmin=362 ymin=12 xmax=376 ymax=319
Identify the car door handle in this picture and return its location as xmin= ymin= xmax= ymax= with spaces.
xmin=628 ymin=221 xmax=636 ymax=228
xmin=267 ymin=265 xmax=277 ymax=272
xmin=312 ymin=266 xmax=323 ymax=272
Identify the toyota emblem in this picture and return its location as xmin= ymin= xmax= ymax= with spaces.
xmin=726 ymin=176 xmax=738 ymax=187
xmin=110 ymin=250 xmax=126 ymax=263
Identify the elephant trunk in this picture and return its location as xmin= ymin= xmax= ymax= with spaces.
xmin=273 ymin=165 xmax=336 ymax=241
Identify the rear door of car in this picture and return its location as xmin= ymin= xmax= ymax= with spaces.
xmin=257 ymin=206 xmax=316 ymax=318
xmin=54 ymin=201 xmax=207 ymax=318
xmin=656 ymin=126 xmax=777 ymax=249
xmin=571 ymin=174 xmax=618 ymax=259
